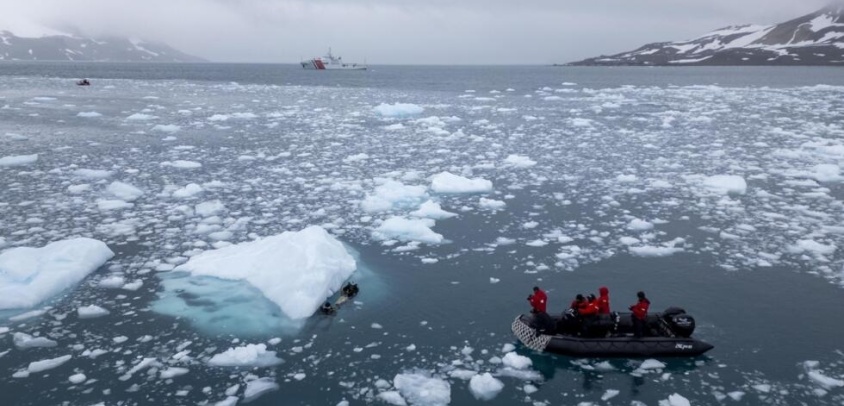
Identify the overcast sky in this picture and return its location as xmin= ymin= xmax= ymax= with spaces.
xmin=0 ymin=0 xmax=837 ymax=64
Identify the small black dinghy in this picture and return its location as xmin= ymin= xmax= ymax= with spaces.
xmin=512 ymin=307 xmax=714 ymax=357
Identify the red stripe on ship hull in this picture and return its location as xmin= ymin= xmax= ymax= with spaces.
xmin=314 ymin=59 xmax=326 ymax=70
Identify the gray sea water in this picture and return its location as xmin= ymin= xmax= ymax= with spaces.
xmin=1 ymin=62 xmax=844 ymax=405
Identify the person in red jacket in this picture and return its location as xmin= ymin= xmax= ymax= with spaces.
xmin=580 ymin=294 xmax=599 ymax=316
xmin=629 ymin=291 xmax=650 ymax=338
xmin=527 ymin=286 xmax=547 ymax=314
xmin=597 ymin=286 xmax=611 ymax=314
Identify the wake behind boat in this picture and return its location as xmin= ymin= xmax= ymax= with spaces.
xmin=301 ymin=48 xmax=367 ymax=70
xmin=512 ymin=307 xmax=714 ymax=357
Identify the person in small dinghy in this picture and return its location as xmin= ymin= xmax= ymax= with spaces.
xmin=527 ymin=286 xmax=547 ymax=314
xmin=629 ymin=291 xmax=650 ymax=338
xmin=596 ymin=286 xmax=611 ymax=314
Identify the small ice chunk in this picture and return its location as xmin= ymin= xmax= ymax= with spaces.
xmin=14 ymin=332 xmax=57 ymax=348
xmin=372 ymin=217 xmax=443 ymax=244
xmin=410 ymin=201 xmax=457 ymax=219
xmin=431 ymin=172 xmax=493 ymax=193
xmin=601 ymin=389 xmax=620 ymax=400
xmin=106 ymin=181 xmax=144 ymax=201
xmin=502 ymin=352 xmax=532 ymax=369
xmin=373 ymin=103 xmax=424 ymax=118
xmin=377 ymin=391 xmax=407 ymax=406
xmin=479 ymin=198 xmax=506 ymax=210
xmin=69 ymin=373 xmax=86 ymax=383
xmin=28 ymin=354 xmax=72 ymax=373
xmin=394 ymin=373 xmax=451 ymax=406
xmin=243 ymin=377 xmax=279 ymax=402
xmin=659 ymin=393 xmax=690 ymax=406
xmin=469 ymin=373 xmax=504 ymax=400
xmin=208 ymin=344 xmax=283 ymax=367
xmin=702 ymin=175 xmax=747 ymax=195
xmin=503 ymin=155 xmax=537 ymax=168
xmin=77 ymin=305 xmax=110 ymax=319
xmin=0 ymin=154 xmax=38 ymax=166
xmin=639 ymin=359 xmax=666 ymax=370
xmin=160 ymin=367 xmax=189 ymax=379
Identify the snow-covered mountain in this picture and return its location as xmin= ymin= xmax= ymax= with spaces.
xmin=0 ymin=30 xmax=206 ymax=62
xmin=570 ymin=5 xmax=844 ymax=66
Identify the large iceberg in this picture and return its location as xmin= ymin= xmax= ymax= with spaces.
xmin=173 ymin=226 xmax=356 ymax=320
xmin=0 ymin=238 xmax=114 ymax=310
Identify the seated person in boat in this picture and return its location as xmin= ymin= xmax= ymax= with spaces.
xmin=629 ymin=291 xmax=650 ymax=337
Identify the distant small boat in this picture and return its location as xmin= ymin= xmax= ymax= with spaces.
xmin=76 ymin=79 xmax=91 ymax=86
xmin=301 ymin=48 xmax=366 ymax=70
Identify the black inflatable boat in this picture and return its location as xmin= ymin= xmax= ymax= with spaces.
xmin=512 ymin=307 xmax=713 ymax=357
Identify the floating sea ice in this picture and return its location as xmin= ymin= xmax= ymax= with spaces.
xmin=602 ymin=389 xmax=620 ymax=401
xmin=659 ymin=393 xmax=691 ymax=406
xmin=469 ymin=373 xmax=504 ymax=400
xmin=410 ymin=200 xmax=457 ymax=219
xmin=214 ymin=396 xmax=239 ymax=406
xmin=809 ymin=164 xmax=843 ymax=183
xmin=394 ymin=372 xmax=451 ymax=406
xmin=160 ymin=367 xmax=189 ymax=379
xmin=361 ymin=180 xmax=428 ymax=213
xmin=106 ymin=181 xmax=144 ymax=201
xmin=790 ymin=239 xmax=836 ymax=257
xmin=195 ymin=200 xmax=226 ymax=217
xmin=96 ymin=199 xmax=134 ymax=211
xmin=243 ymin=377 xmax=279 ymax=402
xmin=502 ymin=352 xmax=532 ymax=369
xmin=372 ymin=217 xmax=444 ymax=244
xmin=503 ymin=155 xmax=537 ymax=168
xmin=702 ymin=175 xmax=747 ymax=195
xmin=430 ymin=171 xmax=493 ymax=193
xmin=0 ymin=154 xmax=38 ymax=166
xmin=126 ymin=113 xmax=157 ymax=120
xmin=804 ymin=361 xmax=844 ymax=389
xmin=72 ymin=168 xmax=112 ymax=179
xmin=13 ymin=332 xmax=57 ymax=348
xmin=174 ymin=226 xmax=355 ymax=320
xmin=0 ymin=238 xmax=114 ymax=309
xmin=152 ymin=124 xmax=181 ymax=133
xmin=68 ymin=373 xmax=86 ymax=384
xmin=162 ymin=160 xmax=202 ymax=169
xmin=67 ymin=184 xmax=90 ymax=194
xmin=172 ymin=183 xmax=204 ymax=199
xmin=77 ymin=305 xmax=110 ymax=319
xmin=373 ymin=103 xmax=424 ymax=118
xmin=76 ymin=112 xmax=101 ymax=117
xmin=479 ymin=198 xmax=506 ymax=210
xmin=28 ymin=354 xmax=72 ymax=373
xmin=638 ymin=359 xmax=666 ymax=370
xmin=627 ymin=218 xmax=654 ymax=231
xmin=98 ymin=275 xmax=126 ymax=288
xmin=377 ymin=391 xmax=407 ymax=406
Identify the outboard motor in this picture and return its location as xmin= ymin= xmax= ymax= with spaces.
xmin=662 ymin=307 xmax=696 ymax=337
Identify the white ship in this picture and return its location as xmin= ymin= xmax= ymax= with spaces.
xmin=301 ymin=48 xmax=367 ymax=70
